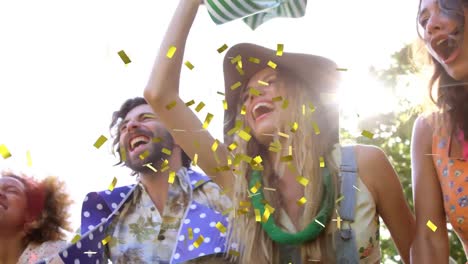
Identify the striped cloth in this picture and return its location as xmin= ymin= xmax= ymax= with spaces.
xmin=204 ymin=0 xmax=307 ymax=30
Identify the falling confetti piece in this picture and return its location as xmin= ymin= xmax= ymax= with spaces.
xmin=184 ymin=61 xmax=195 ymax=70
xmin=290 ymin=122 xmax=298 ymax=133
xmin=188 ymin=228 xmax=194 ymax=240
xmin=71 ymin=234 xmax=81 ymax=244
xmin=312 ymin=122 xmax=321 ymax=135
xmin=278 ymin=132 xmax=289 ymax=138
xmin=333 ymin=216 xmax=342 ymax=229
xmin=108 ymin=177 xmax=117 ymax=191
xmin=240 ymin=105 xmax=246 ymax=115
xmin=230 ymin=81 xmax=242 ymax=90
xmin=217 ymin=44 xmax=228 ymax=53
xmin=249 ymin=87 xmax=261 ymax=96
xmin=192 ymin=153 xmax=198 ymax=166
xmin=102 ymin=235 xmax=112 ymax=245
xmin=262 ymin=207 xmax=271 ymax=223
xmin=250 ymin=181 xmax=261 ymax=194
xmin=238 ymin=130 xmax=251 ymax=142
xmin=93 ymin=135 xmax=108 ymax=149
xmin=427 ymin=220 xmax=437 ymax=232
xmin=336 ymin=68 xmax=348 ymax=71
xmin=282 ymin=99 xmax=289 ymax=109
xmin=361 ymin=130 xmax=374 ymax=139
xmin=231 ymin=55 xmax=242 ymax=64
xmin=152 ymin=137 xmax=162 ymax=143
xmin=222 ymin=207 xmax=234 ymax=216
xmin=319 ymin=157 xmax=325 ymax=167
xmin=297 ymin=196 xmax=307 ymax=206
xmin=302 ymin=104 xmax=306 ymax=115
xmin=296 ymin=176 xmax=309 ymax=186
xmin=228 ymin=142 xmax=238 ymax=151
xmin=166 ymin=101 xmax=177 ymax=110
xmin=253 ymin=155 xmax=262 ymax=164
xmin=119 ymin=147 xmax=127 ymax=162
xmin=168 ymin=171 xmax=176 ymax=184
xmin=185 ymin=100 xmax=195 ymax=107
xmin=144 ymin=163 xmax=158 ymax=172
xmin=195 ymin=102 xmax=205 ymax=112
xmin=267 ymin=60 xmax=277 ymax=69
xmin=335 ymin=195 xmax=345 ymax=203
xmin=264 ymin=187 xmax=276 ymax=191
xmin=117 ymin=50 xmax=131 ymax=64
xmin=229 ymin=250 xmax=240 ymax=256
xmin=159 ymin=148 xmax=171 ymax=155
xmin=215 ymin=222 xmax=227 ymax=233
xmin=26 ymin=150 xmax=32 ymax=167
xmin=280 ymin=155 xmax=293 ymax=162
xmin=166 ymin=45 xmax=177 ymax=58
xmin=203 ymin=113 xmax=214 ymax=129
xmin=223 ymin=100 xmax=228 ymax=110
xmin=139 ymin=150 xmax=150 ymax=160
xmin=272 ymin=96 xmax=283 ymax=102
xmin=315 ymin=219 xmax=325 ymax=228
xmin=276 ymin=44 xmax=284 ymax=56
xmin=258 ymin=80 xmax=268 ymax=86
xmin=248 ymin=57 xmax=260 ymax=64
xmin=211 ymin=139 xmax=219 ymax=152
xmin=193 ymin=235 xmax=204 ymax=248
xmin=254 ymin=209 xmax=261 ymax=222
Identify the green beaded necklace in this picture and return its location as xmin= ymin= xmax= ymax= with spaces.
xmin=248 ymin=168 xmax=334 ymax=245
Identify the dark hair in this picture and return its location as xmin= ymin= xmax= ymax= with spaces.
xmin=417 ymin=0 xmax=468 ymax=139
xmin=109 ymin=97 xmax=192 ymax=169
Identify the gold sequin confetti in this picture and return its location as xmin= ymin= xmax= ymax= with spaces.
xmin=139 ymin=150 xmax=150 ymax=160
xmin=160 ymin=159 xmax=170 ymax=172
xmin=184 ymin=61 xmax=195 ymax=70
xmin=162 ymin=148 xmax=172 ymax=155
xmin=258 ymin=80 xmax=269 ymax=86
xmin=222 ymin=207 xmax=234 ymax=216
xmin=254 ymin=209 xmax=261 ymax=222
xmin=26 ymin=150 xmax=32 ymax=167
xmin=249 ymin=87 xmax=261 ymax=96
xmin=193 ymin=235 xmax=204 ymax=248
xmin=228 ymin=142 xmax=238 ymax=151
xmin=217 ymin=44 xmax=228 ymax=53
xmin=280 ymin=155 xmax=293 ymax=162
xmin=265 ymin=204 xmax=275 ymax=214
xmin=238 ymin=130 xmax=251 ymax=142
xmin=71 ymin=234 xmax=81 ymax=244
xmin=108 ymin=177 xmax=117 ymax=191
xmin=93 ymin=135 xmax=108 ymax=149
xmin=144 ymin=163 xmax=158 ymax=172
xmin=319 ymin=157 xmax=325 ymax=167
xmin=253 ymin=155 xmax=262 ymax=164
xmin=250 ymin=181 xmax=261 ymax=194
xmin=315 ymin=219 xmax=325 ymax=228
xmin=312 ymin=122 xmax=321 ymax=135
xmin=309 ymin=103 xmax=316 ymax=112
xmin=333 ymin=216 xmax=343 ymax=229
xmin=185 ymin=100 xmax=195 ymax=107
xmin=194 ymin=102 xmax=205 ymax=112
xmin=166 ymin=171 xmax=175 ymax=183
xmin=336 ymin=68 xmax=348 ymax=71
xmin=192 ymin=153 xmax=198 ymax=166
xmin=361 ymin=130 xmax=374 ymax=139
xmin=426 ymin=220 xmax=437 ymax=232
xmin=296 ymin=176 xmax=309 ymax=186
xmin=239 ymin=201 xmax=251 ymax=207
xmin=119 ymin=147 xmax=127 ymax=162
xmin=215 ymin=222 xmax=227 ymax=233
xmin=102 ymin=235 xmax=112 ymax=245
xmin=240 ymin=105 xmax=246 ymax=115
xmin=302 ymin=104 xmax=306 ymax=115
xmin=288 ymin=146 xmax=292 ymax=155
xmin=152 ymin=137 xmax=162 ymax=143
xmin=117 ymin=50 xmax=131 ymax=64
xmin=248 ymin=57 xmax=260 ymax=64
xmin=188 ymin=228 xmax=194 ymax=240
xmin=231 ymin=55 xmax=241 ymax=64
xmin=166 ymin=101 xmax=177 ymax=110
xmin=236 ymin=64 xmax=245 ymax=75
xmin=276 ymin=44 xmax=284 ymax=56
xmin=237 ymin=207 xmax=249 ymax=215
xmin=278 ymin=131 xmax=289 ymax=138
xmin=297 ymin=197 xmax=307 ymax=206
xmin=223 ymin=100 xmax=228 ymax=110
xmin=335 ymin=195 xmax=345 ymax=203
xmin=290 ymin=122 xmax=298 ymax=133
xmin=262 ymin=207 xmax=271 ymax=223
xmin=202 ymin=113 xmax=214 ymax=129
xmin=211 ymin=139 xmax=219 ymax=152
xmin=229 ymin=250 xmax=240 ymax=256
xmin=166 ymin=45 xmax=177 ymax=58
xmin=267 ymin=60 xmax=277 ymax=69
xmin=272 ymin=96 xmax=283 ymax=102
xmin=230 ymin=81 xmax=242 ymax=90
xmin=282 ymin=99 xmax=289 ymax=109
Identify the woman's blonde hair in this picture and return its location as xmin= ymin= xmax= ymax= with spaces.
xmin=226 ymin=69 xmax=340 ymax=263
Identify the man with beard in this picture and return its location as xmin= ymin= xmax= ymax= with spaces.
xmin=48 ymin=97 xmax=234 ymax=264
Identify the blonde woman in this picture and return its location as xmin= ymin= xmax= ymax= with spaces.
xmin=143 ymin=0 xmax=415 ymax=262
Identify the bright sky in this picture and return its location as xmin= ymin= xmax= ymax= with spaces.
xmin=0 ymin=0 xmax=420 ymax=236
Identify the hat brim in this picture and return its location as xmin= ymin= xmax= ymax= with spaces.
xmin=222 ymin=43 xmax=340 ymax=143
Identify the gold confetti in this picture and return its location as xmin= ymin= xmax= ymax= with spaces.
xmin=185 ymin=100 xmax=195 ymax=107
xmin=215 ymin=222 xmax=227 ymax=233
xmin=312 ymin=122 xmax=321 ymax=135
xmin=211 ymin=139 xmax=219 ymax=152
xmin=278 ymin=131 xmax=289 ymax=138
xmin=229 ymin=250 xmax=240 ymax=256
xmin=152 ymin=137 xmax=162 ymax=143
xmin=297 ymin=196 xmax=307 ymax=206
xmin=267 ymin=60 xmax=277 ymax=69
xmin=361 ymin=130 xmax=374 ymax=139
xmin=240 ymin=105 xmax=246 ymax=115
xmin=195 ymin=102 xmax=206 ymax=112
xmin=203 ymin=113 xmax=214 ymax=129
xmin=217 ymin=44 xmax=228 ymax=53
xmin=280 ymin=155 xmax=293 ymax=162
xmin=302 ymin=104 xmax=306 ymax=115
xmin=276 ymin=44 xmax=284 ymax=56
xmin=217 ymin=91 xmax=225 ymax=96
xmin=238 ymin=130 xmax=251 ymax=142
xmin=253 ymin=155 xmax=262 ymax=164
xmin=319 ymin=157 xmax=325 ymax=167
xmin=335 ymin=195 xmax=345 ymax=203
xmin=162 ymin=148 xmax=172 ymax=155
xmin=258 ymin=80 xmax=269 ymax=86
xmin=333 ymin=216 xmax=342 ymax=229
xmin=193 ymin=235 xmax=204 ymax=248
xmin=117 ymin=50 xmax=131 ymax=64
xmin=167 ymin=171 xmax=176 ymax=183
xmin=264 ymin=187 xmax=276 ymax=191
xmin=249 ymin=87 xmax=261 ymax=96
xmin=119 ymin=147 xmax=127 ymax=162
xmin=144 ymin=163 xmax=158 ymax=172
xmin=166 ymin=45 xmax=177 ymax=58
xmin=336 ymin=68 xmax=348 ymax=71
xmin=315 ymin=219 xmax=325 ymax=228
xmin=309 ymin=103 xmax=316 ymax=112
xmin=26 ymin=150 xmax=32 ymax=167
xmin=262 ymin=207 xmax=271 ymax=223
xmin=272 ymin=96 xmax=283 ymax=102
xmin=192 ymin=153 xmax=198 ymax=166
xmin=71 ymin=234 xmax=81 ymax=244
xmin=254 ymin=209 xmax=261 ymax=222
xmin=265 ymin=203 xmax=275 ymax=214
xmin=427 ymin=220 xmax=437 ymax=232
xmin=248 ymin=57 xmax=260 ymax=64
xmin=160 ymin=159 xmax=170 ymax=172
xmin=184 ymin=61 xmax=195 ymax=70
xmin=281 ymin=99 xmax=289 ymax=109
xmin=296 ymin=176 xmax=309 ymax=186
xmin=139 ymin=150 xmax=150 ymax=160
xmin=288 ymin=146 xmax=292 ymax=155
xmin=230 ymin=81 xmax=242 ymax=90
xmin=188 ymin=228 xmax=194 ymax=240
xmin=102 ymin=235 xmax=112 ymax=245
xmin=93 ymin=135 xmax=108 ymax=149
xmin=236 ymin=64 xmax=245 ymax=75
xmin=222 ymin=100 xmax=228 ymax=110
xmin=166 ymin=101 xmax=177 ymax=110
xmin=290 ymin=122 xmax=298 ymax=133
xmin=231 ymin=55 xmax=241 ymax=64
xmin=108 ymin=177 xmax=117 ymax=191
xmin=222 ymin=207 xmax=234 ymax=216
xmin=250 ymin=181 xmax=261 ymax=194
xmin=239 ymin=201 xmax=251 ymax=207
xmin=228 ymin=142 xmax=238 ymax=151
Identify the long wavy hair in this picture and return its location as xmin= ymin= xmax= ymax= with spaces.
xmin=416 ymin=0 xmax=468 ymax=138
xmin=226 ymin=69 xmax=340 ymax=263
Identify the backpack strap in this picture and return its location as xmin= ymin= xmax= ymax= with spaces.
xmin=335 ymin=145 xmax=360 ymax=263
